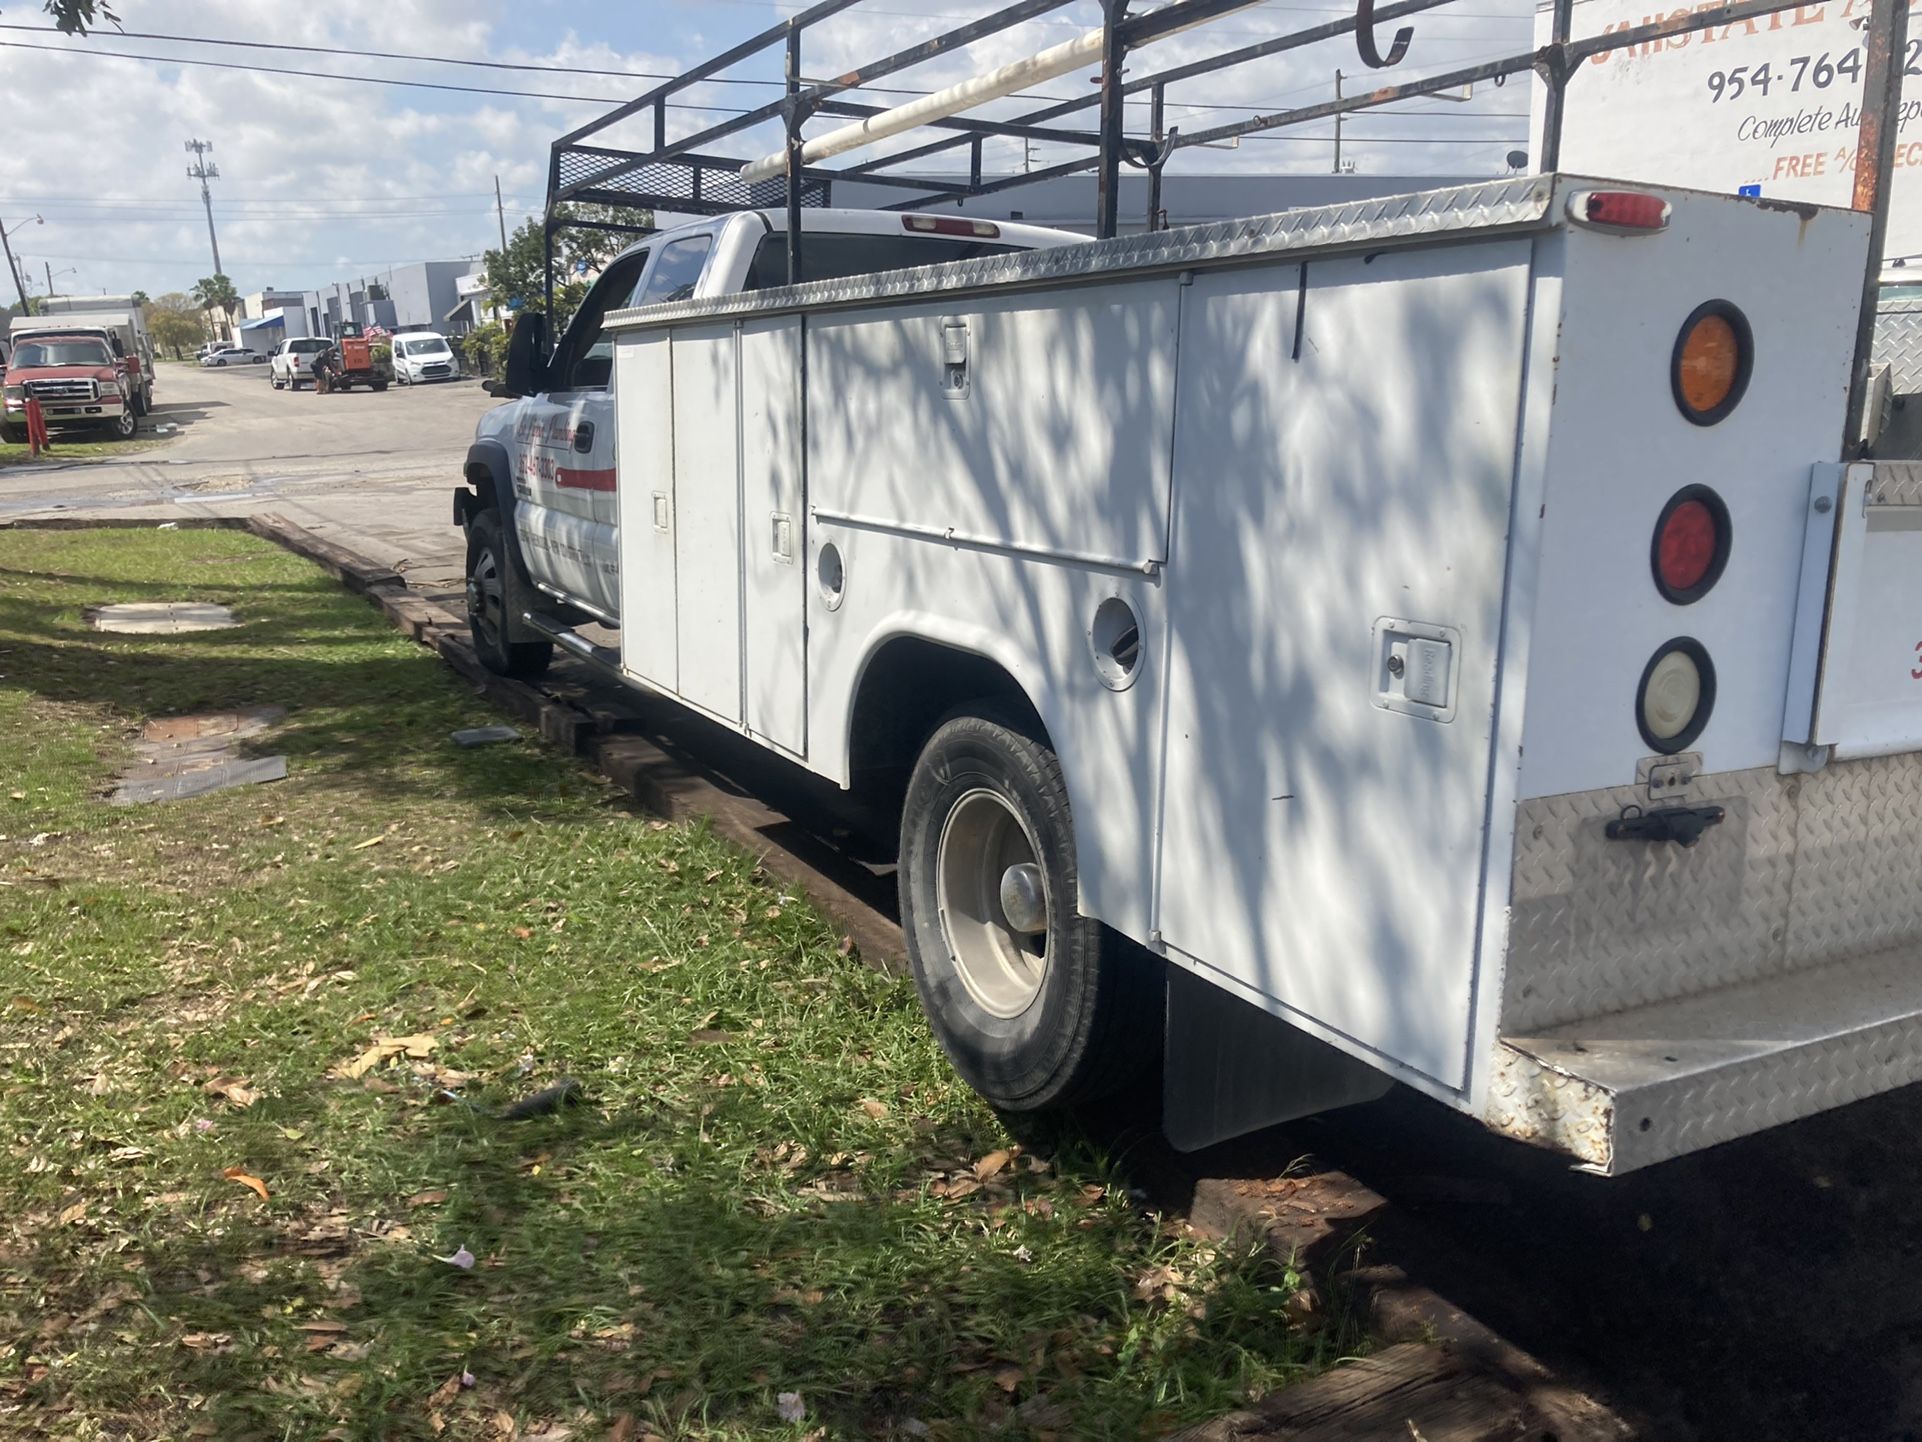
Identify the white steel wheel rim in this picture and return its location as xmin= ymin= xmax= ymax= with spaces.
xmin=936 ymin=787 xmax=1050 ymax=1019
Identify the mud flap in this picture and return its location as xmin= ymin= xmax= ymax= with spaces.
xmin=1162 ymin=964 xmax=1392 ymax=1153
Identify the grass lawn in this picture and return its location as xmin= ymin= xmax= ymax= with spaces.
xmin=0 ymin=437 xmax=173 ymax=469
xmin=0 ymin=529 xmax=1356 ymax=1441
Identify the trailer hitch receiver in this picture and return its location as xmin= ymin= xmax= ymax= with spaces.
xmin=1605 ymin=803 xmax=1727 ymax=848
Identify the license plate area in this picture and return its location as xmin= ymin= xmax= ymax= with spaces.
xmin=1785 ymin=462 xmax=1922 ymax=759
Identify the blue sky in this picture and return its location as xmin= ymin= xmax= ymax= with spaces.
xmin=0 ymin=0 xmax=1534 ymax=305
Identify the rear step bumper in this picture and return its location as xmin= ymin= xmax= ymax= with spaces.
xmin=1488 ymin=942 xmax=1922 ymax=1173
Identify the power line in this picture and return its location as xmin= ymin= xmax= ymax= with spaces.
xmin=0 ymin=41 xmax=683 ymax=108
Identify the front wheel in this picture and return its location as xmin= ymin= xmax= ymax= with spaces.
xmin=107 ymin=408 xmax=137 ymax=442
xmin=464 ymin=507 xmax=552 ymax=679
xmin=899 ymin=706 xmax=1158 ymax=1112
xmin=215 ymin=358 xmax=227 ymax=367
xmin=372 ymin=379 xmax=388 ymax=393
xmin=0 ymin=422 xmax=25 ymax=445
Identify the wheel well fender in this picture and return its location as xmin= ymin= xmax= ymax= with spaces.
xmin=458 ymin=439 xmax=532 ymax=579
xmin=841 ymin=628 xmax=1050 ymax=798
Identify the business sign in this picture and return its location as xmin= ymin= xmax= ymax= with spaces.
xmin=1536 ymin=0 xmax=1922 ymax=257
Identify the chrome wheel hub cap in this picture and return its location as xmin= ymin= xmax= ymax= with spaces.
xmin=936 ymin=788 xmax=1049 ymax=1019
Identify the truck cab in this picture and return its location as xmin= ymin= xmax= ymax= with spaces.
xmin=457 ymin=208 xmax=1080 ymax=666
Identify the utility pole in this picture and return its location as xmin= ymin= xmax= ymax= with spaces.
xmin=44 ymin=262 xmax=53 ymax=299
xmin=0 ymin=215 xmax=33 ymax=317
xmin=185 ymin=138 xmax=222 ymax=276
xmin=494 ymin=175 xmax=509 ymax=252
xmin=1333 ymin=69 xmax=1343 ymax=175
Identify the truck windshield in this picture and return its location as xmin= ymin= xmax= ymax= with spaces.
xmin=744 ymin=232 xmax=1020 ymax=290
xmin=12 ymin=340 xmax=112 ymax=368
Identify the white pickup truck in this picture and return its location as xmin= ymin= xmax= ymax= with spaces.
xmin=459 ymin=207 xmax=1076 ymax=640
xmin=458 ymin=179 xmax=1922 ymax=1175
xmin=269 ymin=336 xmax=334 ymax=390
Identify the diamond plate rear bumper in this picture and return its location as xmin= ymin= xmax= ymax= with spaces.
xmin=1489 ymin=942 xmax=1922 ymax=1173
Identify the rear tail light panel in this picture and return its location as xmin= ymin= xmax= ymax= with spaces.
xmin=1651 ymin=484 xmax=1732 ymax=605
xmin=1637 ymin=637 xmax=1717 ymax=754
xmin=1672 ymin=300 xmax=1754 ymax=425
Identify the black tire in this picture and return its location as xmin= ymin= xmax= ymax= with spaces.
xmin=253 ymin=355 xmax=267 ymax=364
xmin=1 ymin=422 xmax=25 ymax=445
xmin=215 ymin=358 xmax=227 ymax=367
xmin=464 ymin=507 xmax=552 ymax=679
xmin=131 ymin=385 xmax=148 ymax=417
xmin=372 ymin=379 xmax=388 ymax=392
xmin=106 ymin=407 xmax=137 ymax=442
xmin=270 ymin=373 xmax=284 ymax=390
xmin=899 ymin=705 xmax=1159 ymax=1112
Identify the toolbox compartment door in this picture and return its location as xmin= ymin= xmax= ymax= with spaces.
xmin=1785 ymin=462 xmax=1922 ymax=760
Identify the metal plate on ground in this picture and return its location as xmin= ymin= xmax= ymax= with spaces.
xmin=111 ymin=756 xmax=287 ymax=806
xmin=108 ymin=705 xmax=288 ymax=805
xmin=88 ymin=602 xmax=238 ymax=634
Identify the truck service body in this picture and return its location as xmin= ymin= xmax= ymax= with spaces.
xmin=11 ymin=297 xmax=157 ymax=416
xmin=460 ymin=176 xmax=1922 ymax=1173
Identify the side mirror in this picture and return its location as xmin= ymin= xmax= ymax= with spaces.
xmin=501 ymin=312 xmax=549 ymax=400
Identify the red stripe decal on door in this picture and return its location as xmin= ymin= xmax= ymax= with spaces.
xmin=555 ymin=467 xmax=617 ymax=492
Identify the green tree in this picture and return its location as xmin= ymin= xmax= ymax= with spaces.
xmin=130 ymin=290 xmax=149 ymax=307
xmin=148 ymin=292 xmax=205 ymax=359
xmin=481 ymin=204 xmax=650 ymax=332
xmin=43 ymin=0 xmax=117 ymax=32
xmin=191 ymin=273 xmax=240 ymax=337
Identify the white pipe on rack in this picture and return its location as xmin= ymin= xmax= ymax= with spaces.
xmin=737 ymin=5 xmax=1250 ymax=186
xmin=740 ymin=26 xmax=1107 ymax=182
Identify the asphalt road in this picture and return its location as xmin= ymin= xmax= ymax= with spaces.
xmin=7 ymin=358 xmax=1922 ymax=1441
xmin=0 ymin=358 xmax=485 ymax=599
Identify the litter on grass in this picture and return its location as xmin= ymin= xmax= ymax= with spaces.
xmin=452 ymin=725 xmax=521 ymax=748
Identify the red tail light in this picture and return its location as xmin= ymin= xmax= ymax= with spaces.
xmin=1651 ymin=485 xmax=1731 ymax=605
xmin=1569 ymin=189 xmax=1670 ymax=234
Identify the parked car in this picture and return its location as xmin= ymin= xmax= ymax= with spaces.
xmin=270 ymin=336 xmax=334 ymax=391
xmin=391 ymin=331 xmax=462 ymax=385
xmin=200 ymin=346 xmax=265 ymax=367
xmin=1 ymin=334 xmax=138 ymax=442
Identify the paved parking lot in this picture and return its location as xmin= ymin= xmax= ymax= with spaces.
xmin=0 ymin=360 xmax=482 ymax=600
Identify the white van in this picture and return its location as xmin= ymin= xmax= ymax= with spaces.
xmin=391 ymin=332 xmax=461 ymax=385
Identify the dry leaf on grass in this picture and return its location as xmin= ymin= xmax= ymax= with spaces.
xmin=340 ymin=1034 xmax=438 ymax=1079
xmin=203 ymin=1077 xmax=260 ymax=1108
xmin=56 ymin=1199 xmax=87 ymax=1226
xmin=351 ymin=834 xmax=386 ymax=850
xmin=223 ymin=1167 xmax=270 ymax=1202
xmin=427 ymin=1373 xmax=464 ymax=1410
xmin=859 ymin=1098 xmax=890 ymax=1120
xmin=295 ymin=1321 xmax=348 ymax=1334
xmin=407 ymin=1189 xmax=450 ymax=1208
xmin=690 ymin=1028 xmax=734 ymax=1045
xmin=974 ymin=1148 xmax=1012 ymax=1181
xmin=992 ymin=1364 xmax=1024 ymax=1394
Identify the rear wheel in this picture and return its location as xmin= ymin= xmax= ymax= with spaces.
xmin=464 ymin=507 xmax=553 ymax=679
xmin=372 ymin=379 xmax=388 ymax=393
xmin=899 ymin=705 xmax=1158 ymax=1111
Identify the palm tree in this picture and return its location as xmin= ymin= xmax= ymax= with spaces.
xmin=192 ymin=274 xmax=240 ymax=341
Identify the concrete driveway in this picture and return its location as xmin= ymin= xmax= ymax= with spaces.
xmin=0 ymin=359 xmax=488 ymax=600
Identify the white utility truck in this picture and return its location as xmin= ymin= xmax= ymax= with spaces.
xmin=458 ymin=176 xmax=1922 ymax=1174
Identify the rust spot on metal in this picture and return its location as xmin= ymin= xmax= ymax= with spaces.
xmin=1752 ymin=196 xmax=1822 ymax=221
